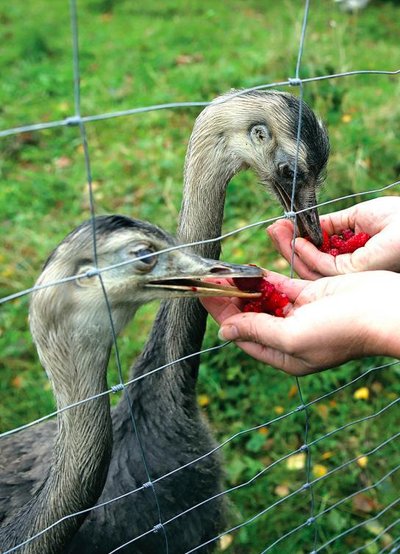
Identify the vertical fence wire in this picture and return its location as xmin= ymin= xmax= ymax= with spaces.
xmin=288 ymin=1 xmax=319 ymax=551
xmin=69 ymin=1 xmax=170 ymax=552
xmin=0 ymin=0 xmax=399 ymax=553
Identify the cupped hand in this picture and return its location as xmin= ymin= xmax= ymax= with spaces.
xmin=201 ymin=270 xmax=400 ymax=375
xmin=268 ymin=197 xmax=400 ymax=279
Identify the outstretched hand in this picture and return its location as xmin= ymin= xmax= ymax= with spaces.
xmin=267 ymin=197 xmax=400 ymax=280
xmin=201 ymin=270 xmax=400 ymax=375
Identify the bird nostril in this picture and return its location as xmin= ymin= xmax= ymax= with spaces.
xmin=279 ymin=164 xmax=294 ymax=180
xmin=209 ymin=266 xmax=232 ymax=275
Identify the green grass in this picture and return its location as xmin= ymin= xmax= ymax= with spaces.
xmin=1 ymin=0 xmax=400 ymax=552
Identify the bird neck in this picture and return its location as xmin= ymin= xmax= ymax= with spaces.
xmin=123 ymin=124 xmax=241 ymax=413
xmin=178 ymin=121 xmax=241 ymax=258
xmin=2 ymin=329 xmax=113 ymax=553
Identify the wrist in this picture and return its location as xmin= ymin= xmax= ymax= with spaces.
xmin=362 ymin=274 xmax=400 ymax=358
xmin=369 ymin=319 xmax=400 ymax=359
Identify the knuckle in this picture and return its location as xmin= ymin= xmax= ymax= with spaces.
xmin=239 ymin=314 xmax=266 ymax=344
xmin=281 ymin=328 xmax=301 ymax=357
xmin=247 ymin=315 xmax=263 ymax=343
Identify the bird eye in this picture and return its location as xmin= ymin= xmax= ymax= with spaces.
xmin=249 ymin=124 xmax=270 ymax=144
xmin=75 ymin=262 xmax=97 ymax=287
xmin=128 ymin=244 xmax=157 ymax=271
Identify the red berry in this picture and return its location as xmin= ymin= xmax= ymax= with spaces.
xmin=338 ymin=232 xmax=370 ymax=254
xmin=319 ymin=229 xmax=331 ymax=253
xmin=309 ymin=228 xmax=371 ymax=256
xmin=243 ymin=300 xmax=263 ymax=313
xmin=260 ymin=280 xmax=275 ymax=297
xmin=341 ymin=229 xmax=354 ymax=241
xmin=241 ymin=278 xmax=290 ymax=317
xmin=330 ymin=235 xmax=345 ymax=249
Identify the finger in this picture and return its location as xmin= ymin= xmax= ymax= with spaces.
xmin=200 ymin=296 xmax=242 ymax=325
xmin=321 ymin=199 xmax=396 ymax=236
xmin=292 ymin=237 xmax=343 ymax=276
xmin=319 ymin=210 xmax=356 ymax=235
xmin=268 ymin=219 xmax=295 ymax=237
xmin=341 ymin=230 xmax=400 ymax=272
xmin=286 ymin=252 xmax=325 ymax=280
xmin=267 ymin=221 xmax=296 ymax=262
xmin=294 ymin=235 xmax=379 ymax=275
xmin=268 ymin=223 xmax=323 ymax=279
xmin=259 ymin=270 xmax=310 ymax=302
xmin=233 ymin=340 xmax=314 ymax=375
xmin=218 ymin=311 xmax=289 ymax=351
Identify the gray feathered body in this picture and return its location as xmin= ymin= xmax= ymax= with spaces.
xmin=0 ymin=423 xmax=55 ymax=528
xmin=66 ymin=298 xmax=223 ymax=554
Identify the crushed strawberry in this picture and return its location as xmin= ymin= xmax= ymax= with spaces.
xmin=316 ymin=228 xmax=370 ymax=256
xmin=233 ymin=277 xmax=290 ymax=317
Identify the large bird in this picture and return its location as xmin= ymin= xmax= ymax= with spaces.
xmin=0 ymin=215 xmax=262 ymax=554
xmin=69 ymin=90 xmax=330 ymax=553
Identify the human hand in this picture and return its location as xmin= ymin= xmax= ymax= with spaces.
xmin=201 ymin=270 xmax=400 ymax=375
xmin=267 ymin=197 xmax=400 ymax=279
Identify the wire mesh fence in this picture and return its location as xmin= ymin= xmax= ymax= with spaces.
xmin=0 ymin=0 xmax=399 ymax=552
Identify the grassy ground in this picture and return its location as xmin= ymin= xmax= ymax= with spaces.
xmin=1 ymin=0 xmax=400 ymax=552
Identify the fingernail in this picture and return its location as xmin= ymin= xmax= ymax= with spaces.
xmin=218 ymin=325 xmax=239 ymax=341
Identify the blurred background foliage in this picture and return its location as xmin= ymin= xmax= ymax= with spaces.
xmin=0 ymin=0 xmax=399 ymax=552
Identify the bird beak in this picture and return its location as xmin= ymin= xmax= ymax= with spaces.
xmin=272 ymin=182 xmax=323 ymax=247
xmin=145 ymin=259 xmax=263 ymax=298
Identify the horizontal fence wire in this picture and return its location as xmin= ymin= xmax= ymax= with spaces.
xmin=1 ymin=0 xmax=399 ymax=553
xmin=0 ymin=70 xmax=399 ymax=138
xmin=261 ymin=465 xmax=400 ymax=554
xmin=380 ymin=535 xmax=400 ymax=554
xmin=1 ymin=175 xmax=400 ymax=307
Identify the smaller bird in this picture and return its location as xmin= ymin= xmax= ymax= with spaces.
xmin=0 ymin=214 xmax=262 ymax=554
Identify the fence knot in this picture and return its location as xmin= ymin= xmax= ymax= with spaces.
xmin=288 ymin=77 xmax=302 ymax=86
xmin=284 ymin=210 xmax=297 ymax=220
xmin=143 ymin=481 xmax=154 ymax=490
xmin=85 ymin=268 xmax=100 ymax=278
xmin=111 ymin=383 xmax=124 ymax=393
xmin=299 ymin=443 xmax=309 ymax=452
xmin=295 ymin=404 xmax=306 ymax=412
xmin=306 ymin=517 xmax=315 ymax=526
xmin=64 ymin=115 xmax=81 ymax=126
xmin=302 ymin=482 xmax=311 ymax=491
xmin=152 ymin=523 xmax=164 ymax=534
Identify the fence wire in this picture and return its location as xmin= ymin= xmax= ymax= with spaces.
xmin=0 ymin=0 xmax=399 ymax=553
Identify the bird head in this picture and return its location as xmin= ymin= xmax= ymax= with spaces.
xmin=30 ymin=215 xmax=262 ymax=344
xmin=192 ymin=90 xmax=330 ymax=246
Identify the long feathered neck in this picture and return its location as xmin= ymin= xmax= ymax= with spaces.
xmin=178 ymin=117 xmax=240 ymax=257
xmin=123 ymin=112 xmax=242 ymax=410
xmin=0 ymin=322 xmax=113 ymax=554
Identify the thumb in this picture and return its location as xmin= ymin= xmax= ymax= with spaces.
xmin=218 ymin=312 xmax=280 ymax=345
